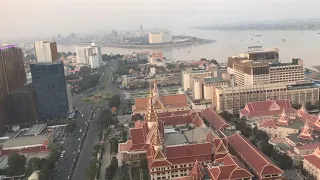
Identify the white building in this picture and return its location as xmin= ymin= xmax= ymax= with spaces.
xmin=76 ymin=43 xmax=102 ymax=69
xmin=148 ymin=31 xmax=172 ymax=44
xmin=34 ymin=41 xmax=58 ymax=62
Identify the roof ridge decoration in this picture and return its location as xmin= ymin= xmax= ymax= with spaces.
xmin=152 ymin=128 xmax=163 ymax=146
xmin=298 ymin=122 xmax=313 ymax=140
xmin=269 ymin=101 xmax=280 ymax=111
xmin=190 ymin=159 xmax=205 ymax=179
xmin=314 ymin=147 xmax=320 ymax=158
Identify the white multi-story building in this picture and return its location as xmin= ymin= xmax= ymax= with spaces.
xmin=76 ymin=43 xmax=102 ymax=69
xmin=148 ymin=31 xmax=172 ymax=44
xmin=34 ymin=41 xmax=58 ymax=62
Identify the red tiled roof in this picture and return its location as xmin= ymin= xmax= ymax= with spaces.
xmin=303 ymin=148 xmax=320 ymax=169
xmin=168 ymin=155 xmax=212 ymax=165
xmin=208 ymin=154 xmax=253 ymax=180
xmin=130 ymin=128 xmax=146 ymax=144
xmin=295 ymin=142 xmax=320 ymax=150
xmin=228 ymin=134 xmax=283 ymax=177
xmin=202 ymin=107 xmax=231 ymax=131
xmin=189 ymin=160 xmax=205 ymax=179
xmin=260 ymin=119 xmax=277 ymax=129
xmin=134 ymin=94 xmax=188 ymax=112
xmin=159 ymin=115 xmax=193 ymax=126
xmin=166 ymin=143 xmax=213 ymax=159
xmin=240 ymin=100 xmax=292 ymax=118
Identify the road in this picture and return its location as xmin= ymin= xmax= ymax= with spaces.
xmin=52 ymin=60 xmax=119 ymax=180
xmin=72 ymin=60 xmax=121 ymax=180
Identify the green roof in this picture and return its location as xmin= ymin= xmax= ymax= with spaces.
xmin=276 ymin=143 xmax=290 ymax=151
xmin=204 ymin=77 xmax=225 ymax=83
xmin=191 ymin=70 xmax=208 ymax=74
xmin=288 ymin=122 xmax=304 ymax=129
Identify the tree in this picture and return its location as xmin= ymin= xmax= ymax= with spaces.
xmin=105 ymin=167 xmax=113 ymax=180
xmin=210 ymin=59 xmax=218 ymax=65
xmin=79 ymin=66 xmax=91 ymax=75
xmin=87 ymin=160 xmax=98 ymax=180
xmin=7 ymin=152 xmax=26 ymax=176
xmin=131 ymin=114 xmax=143 ymax=121
xmin=109 ymin=95 xmax=121 ymax=109
xmin=140 ymin=158 xmax=149 ymax=180
xmin=26 ymin=157 xmax=45 ymax=176
xmin=121 ymin=130 xmax=128 ymax=142
xmin=65 ymin=121 xmax=77 ymax=134
xmin=110 ymin=156 xmax=118 ymax=168
xmin=67 ymin=51 xmax=72 ymax=56
xmin=109 ymin=138 xmax=119 ymax=154
xmin=292 ymin=103 xmax=302 ymax=110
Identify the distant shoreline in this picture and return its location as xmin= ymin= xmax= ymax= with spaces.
xmin=58 ymin=38 xmax=215 ymax=49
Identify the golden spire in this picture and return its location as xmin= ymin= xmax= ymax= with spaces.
xmin=146 ymin=81 xmax=157 ymax=123
xmin=152 ymin=128 xmax=163 ymax=146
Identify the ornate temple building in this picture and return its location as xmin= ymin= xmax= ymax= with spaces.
xmin=119 ymin=85 xmax=284 ymax=180
xmin=132 ymin=81 xmax=190 ymax=114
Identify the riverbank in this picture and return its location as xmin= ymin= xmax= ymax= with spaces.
xmin=59 ymin=38 xmax=215 ymax=49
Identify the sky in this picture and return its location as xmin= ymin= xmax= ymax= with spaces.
xmin=1 ymin=0 xmax=320 ymax=40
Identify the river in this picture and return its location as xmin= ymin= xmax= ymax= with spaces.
xmin=57 ymin=28 xmax=320 ymax=67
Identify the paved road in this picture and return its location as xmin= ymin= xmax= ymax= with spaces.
xmin=52 ymin=96 xmax=92 ymax=180
xmin=52 ymin=61 xmax=117 ymax=180
xmin=72 ymin=60 xmax=123 ymax=180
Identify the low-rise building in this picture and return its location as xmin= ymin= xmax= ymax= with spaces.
xmin=228 ymin=133 xmax=284 ymax=180
xmin=303 ymin=148 xmax=320 ymax=179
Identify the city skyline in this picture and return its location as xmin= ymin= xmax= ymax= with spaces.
xmin=2 ymin=0 xmax=320 ymax=40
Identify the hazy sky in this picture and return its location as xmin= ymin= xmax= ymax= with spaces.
xmin=1 ymin=0 xmax=320 ymax=40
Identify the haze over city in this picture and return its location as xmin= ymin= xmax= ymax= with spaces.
xmin=2 ymin=0 xmax=320 ymax=40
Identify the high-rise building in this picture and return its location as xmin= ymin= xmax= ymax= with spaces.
xmin=227 ymin=57 xmax=304 ymax=86
xmin=0 ymin=45 xmax=27 ymax=132
xmin=6 ymin=85 xmax=38 ymax=125
xmin=30 ymin=62 xmax=70 ymax=120
xmin=76 ymin=43 xmax=102 ymax=69
xmin=34 ymin=41 xmax=58 ymax=62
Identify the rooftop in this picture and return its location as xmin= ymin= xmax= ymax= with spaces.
xmin=191 ymin=70 xmax=208 ymax=74
xmin=287 ymin=133 xmax=320 ymax=145
xmin=2 ymin=135 xmax=48 ymax=149
xmin=164 ymin=132 xmax=188 ymax=146
xmin=287 ymin=83 xmax=320 ymax=90
xmin=0 ymin=156 xmax=8 ymax=170
xmin=184 ymin=127 xmax=211 ymax=143
xmin=0 ymin=44 xmax=19 ymax=50
xmin=25 ymin=124 xmax=47 ymax=136
xmin=279 ymin=121 xmax=304 ymax=129
xmin=204 ymin=77 xmax=225 ymax=83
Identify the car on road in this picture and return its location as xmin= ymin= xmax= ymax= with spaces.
xmin=78 ymin=138 xmax=81 ymax=141
xmin=79 ymin=129 xmax=82 ymax=133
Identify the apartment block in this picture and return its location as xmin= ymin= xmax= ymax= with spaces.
xmin=212 ymin=81 xmax=320 ymax=113
xmin=34 ymin=41 xmax=58 ymax=62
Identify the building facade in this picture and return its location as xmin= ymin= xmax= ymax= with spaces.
xmin=213 ymin=81 xmax=320 ymax=113
xmin=30 ymin=62 xmax=70 ymax=120
xmin=76 ymin=43 xmax=102 ymax=68
xmin=34 ymin=41 xmax=58 ymax=62
xmin=227 ymin=57 xmax=304 ymax=86
xmin=148 ymin=31 xmax=172 ymax=44
xmin=6 ymin=86 xmax=38 ymax=125
xmin=0 ymin=45 xmax=27 ymax=132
